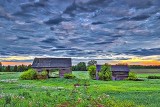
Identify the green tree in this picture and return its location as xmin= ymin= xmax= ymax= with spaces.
xmin=0 ymin=62 xmax=2 ymax=72
xmin=13 ymin=65 xmax=18 ymax=72
xmin=5 ymin=65 xmax=11 ymax=72
xmin=88 ymin=65 xmax=96 ymax=79
xmin=87 ymin=60 xmax=97 ymax=67
xmin=77 ymin=62 xmax=87 ymax=71
xmin=98 ymin=64 xmax=112 ymax=81
xmin=27 ymin=64 xmax=32 ymax=70
xmin=72 ymin=65 xmax=78 ymax=71
xmin=17 ymin=65 xmax=26 ymax=72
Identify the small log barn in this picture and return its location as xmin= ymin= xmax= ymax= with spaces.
xmin=96 ymin=65 xmax=130 ymax=80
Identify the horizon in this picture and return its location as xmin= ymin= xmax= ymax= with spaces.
xmin=1 ymin=58 xmax=160 ymax=66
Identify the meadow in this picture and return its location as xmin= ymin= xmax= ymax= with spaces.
xmin=0 ymin=69 xmax=160 ymax=107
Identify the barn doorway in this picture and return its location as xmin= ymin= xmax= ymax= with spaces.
xmin=48 ymin=69 xmax=59 ymax=78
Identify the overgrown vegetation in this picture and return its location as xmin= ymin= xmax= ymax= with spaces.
xmin=64 ymin=73 xmax=76 ymax=79
xmin=88 ymin=64 xmax=112 ymax=81
xmin=88 ymin=65 xmax=96 ymax=79
xmin=19 ymin=69 xmax=37 ymax=80
xmin=127 ymin=72 xmax=137 ymax=80
xmin=126 ymin=72 xmax=144 ymax=81
xmin=148 ymin=75 xmax=160 ymax=79
xmin=37 ymin=70 xmax=48 ymax=79
xmin=98 ymin=64 xmax=112 ymax=81
xmin=0 ymin=71 xmax=160 ymax=107
xmin=0 ymin=83 xmax=140 ymax=107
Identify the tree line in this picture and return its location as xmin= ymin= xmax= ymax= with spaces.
xmin=72 ymin=61 xmax=160 ymax=71
xmin=129 ymin=65 xmax=160 ymax=69
xmin=115 ymin=63 xmax=160 ymax=69
xmin=72 ymin=60 xmax=97 ymax=71
xmin=0 ymin=62 xmax=31 ymax=72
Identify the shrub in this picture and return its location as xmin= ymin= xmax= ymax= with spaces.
xmin=98 ymin=64 xmax=112 ymax=81
xmin=41 ymin=70 xmax=48 ymax=76
xmin=88 ymin=65 xmax=96 ymax=79
xmin=36 ymin=70 xmax=48 ymax=79
xmin=126 ymin=78 xmax=144 ymax=81
xmin=19 ymin=69 xmax=37 ymax=80
xmin=128 ymin=72 xmax=137 ymax=80
xmin=126 ymin=72 xmax=144 ymax=81
xmin=148 ymin=76 xmax=160 ymax=79
xmin=64 ymin=73 xmax=76 ymax=79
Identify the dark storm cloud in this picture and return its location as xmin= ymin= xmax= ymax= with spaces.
xmin=126 ymin=48 xmax=160 ymax=56
xmin=0 ymin=0 xmax=160 ymax=61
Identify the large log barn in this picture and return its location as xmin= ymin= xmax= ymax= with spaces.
xmin=32 ymin=58 xmax=72 ymax=78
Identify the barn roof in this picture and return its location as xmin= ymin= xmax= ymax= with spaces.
xmin=111 ymin=65 xmax=130 ymax=72
xmin=32 ymin=58 xmax=72 ymax=68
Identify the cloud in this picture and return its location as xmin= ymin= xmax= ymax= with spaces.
xmin=0 ymin=0 xmax=160 ymax=64
xmin=126 ymin=48 xmax=160 ymax=56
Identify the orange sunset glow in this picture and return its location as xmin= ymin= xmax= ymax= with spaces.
xmin=2 ymin=59 xmax=160 ymax=66
xmin=119 ymin=59 xmax=160 ymax=66
xmin=2 ymin=62 xmax=32 ymax=66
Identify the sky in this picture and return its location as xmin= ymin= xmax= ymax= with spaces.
xmin=0 ymin=0 xmax=160 ymax=65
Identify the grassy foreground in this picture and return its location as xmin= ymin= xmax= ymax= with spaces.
xmin=0 ymin=70 xmax=160 ymax=107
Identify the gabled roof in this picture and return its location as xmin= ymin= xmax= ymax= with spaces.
xmin=111 ymin=65 xmax=130 ymax=72
xmin=32 ymin=58 xmax=72 ymax=68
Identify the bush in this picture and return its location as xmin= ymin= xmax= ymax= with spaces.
xmin=41 ymin=70 xmax=48 ymax=76
xmin=126 ymin=78 xmax=144 ymax=81
xmin=64 ymin=73 xmax=76 ymax=79
xmin=98 ymin=71 xmax=112 ymax=81
xmin=128 ymin=72 xmax=137 ymax=80
xmin=98 ymin=64 xmax=112 ymax=81
xmin=148 ymin=76 xmax=160 ymax=79
xmin=36 ymin=70 xmax=48 ymax=79
xmin=19 ymin=69 xmax=37 ymax=80
xmin=88 ymin=65 xmax=96 ymax=79
xmin=126 ymin=72 xmax=144 ymax=81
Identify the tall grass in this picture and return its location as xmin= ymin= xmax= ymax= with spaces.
xmin=0 ymin=71 xmax=160 ymax=106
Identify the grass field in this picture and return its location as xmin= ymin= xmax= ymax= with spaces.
xmin=130 ymin=69 xmax=160 ymax=78
xmin=130 ymin=69 xmax=160 ymax=74
xmin=0 ymin=69 xmax=160 ymax=107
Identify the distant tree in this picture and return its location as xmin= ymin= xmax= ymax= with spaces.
xmin=27 ymin=64 xmax=32 ymax=70
xmin=0 ymin=62 xmax=2 ymax=72
xmin=116 ymin=63 xmax=128 ymax=65
xmin=5 ymin=65 xmax=11 ymax=72
xmin=72 ymin=65 xmax=78 ymax=71
xmin=17 ymin=65 xmax=23 ymax=72
xmin=87 ymin=60 xmax=97 ymax=67
xmin=13 ymin=65 xmax=18 ymax=72
xmin=77 ymin=62 xmax=87 ymax=71
xmin=1 ymin=66 xmax=5 ymax=72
